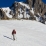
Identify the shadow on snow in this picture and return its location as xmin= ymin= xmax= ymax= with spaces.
xmin=3 ymin=35 xmax=13 ymax=40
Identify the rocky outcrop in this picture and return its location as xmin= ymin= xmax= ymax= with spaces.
xmin=0 ymin=0 xmax=46 ymax=21
xmin=0 ymin=9 xmax=6 ymax=19
xmin=0 ymin=9 xmax=10 ymax=19
xmin=27 ymin=0 xmax=46 ymax=17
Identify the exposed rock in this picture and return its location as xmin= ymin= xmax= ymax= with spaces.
xmin=0 ymin=0 xmax=46 ymax=22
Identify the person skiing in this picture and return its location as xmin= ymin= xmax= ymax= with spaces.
xmin=12 ymin=29 xmax=16 ymax=40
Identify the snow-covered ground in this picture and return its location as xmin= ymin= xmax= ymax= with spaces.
xmin=0 ymin=20 xmax=46 ymax=46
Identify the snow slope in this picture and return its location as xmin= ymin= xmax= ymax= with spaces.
xmin=0 ymin=20 xmax=46 ymax=46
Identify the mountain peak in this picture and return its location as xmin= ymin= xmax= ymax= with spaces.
xmin=0 ymin=1 xmax=46 ymax=24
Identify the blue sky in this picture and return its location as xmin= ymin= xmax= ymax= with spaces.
xmin=0 ymin=0 xmax=46 ymax=7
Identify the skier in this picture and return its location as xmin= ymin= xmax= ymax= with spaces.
xmin=12 ymin=29 xmax=16 ymax=40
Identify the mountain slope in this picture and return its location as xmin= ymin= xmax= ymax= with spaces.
xmin=0 ymin=1 xmax=46 ymax=24
xmin=0 ymin=2 xmax=33 ymax=19
xmin=0 ymin=20 xmax=46 ymax=46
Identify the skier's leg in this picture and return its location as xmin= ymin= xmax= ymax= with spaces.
xmin=13 ymin=34 xmax=14 ymax=40
xmin=13 ymin=34 xmax=15 ymax=40
xmin=13 ymin=35 xmax=14 ymax=40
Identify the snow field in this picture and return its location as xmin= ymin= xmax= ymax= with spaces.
xmin=0 ymin=20 xmax=46 ymax=46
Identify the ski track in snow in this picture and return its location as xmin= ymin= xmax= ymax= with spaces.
xmin=0 ymin=20 xmax=46 ymax=46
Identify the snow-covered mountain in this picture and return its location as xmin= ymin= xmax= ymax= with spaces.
xmin=0 ymin=1 xmax=38 ymax=18
xmin=0 ymin=2 xmax=39 ymax=20
xmin=0 ymin=1 xmax=46 ymax=46
xmin=0 ymin=2 xmax=31 ymax=19
xmin=0 ymin=1 xmax=46 ymax=24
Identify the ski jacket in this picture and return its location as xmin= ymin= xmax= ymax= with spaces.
xmin=12 ymin=29 xmax=16 ymax=35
